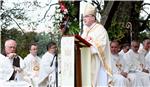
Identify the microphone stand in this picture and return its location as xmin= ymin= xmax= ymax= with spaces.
xmin=50 ymin=54 xmax=58 ymax=87
xmin=80 ymin=14 xmax=83 ymax=35
xmin=55 ymin=54 xmax=58 ymax=87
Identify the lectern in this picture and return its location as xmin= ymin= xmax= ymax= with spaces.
xmin=60 ymin=35 xmax=91 ymax=87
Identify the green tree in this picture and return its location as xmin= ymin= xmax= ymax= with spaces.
xmin=102 ymin=1 xmax=144 ymax=43
xmin=35 ymin=32 xmax=61 ymax=57
xmin=52 ymin=1 xmax=80 ymax=35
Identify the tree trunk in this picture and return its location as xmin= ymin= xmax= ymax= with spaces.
xmin=102 ymin=1 xmax=143 ymax=43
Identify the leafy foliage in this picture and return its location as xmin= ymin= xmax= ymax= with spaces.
xmin=138 ymin=31 xmax=150 ymax=42
xmin=108 ymin=20 xmax=126 ymax=41
xmin=52 ymin=1 xmax=80 ymax=35
xmin=1 ymin=3 xmax=28 ymax=32
xmin=35 ymin=32 xmax=61 ymax=57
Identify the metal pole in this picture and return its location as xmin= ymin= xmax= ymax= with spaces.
xmin=80 ymin=14 xmax=83 ymax=35
xmin=55 ymin=55 xmax=58 ymax=87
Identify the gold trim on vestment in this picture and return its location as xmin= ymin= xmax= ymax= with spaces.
xmin=95 ymin=40 xmax=112 ymax=77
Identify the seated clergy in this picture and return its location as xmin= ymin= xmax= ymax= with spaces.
xmin=138 ymin=38 xmax=150 ymax=58
xmin=145 ymin=42 xmax=150 ymax=72
xmin=23 ymin=43 xmax=41 ymax=87
xmin=119 ymin=43 xmax=130 ymax=57
xmin=110 ymin=41 xmax=130 ymax=87
xmin=1 ymin=39 xmax=32 ymax=85
xmin=123 ymin=40 xmax=150 ymax=87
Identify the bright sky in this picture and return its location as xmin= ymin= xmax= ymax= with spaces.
xmin=140 ymin=0 xmax=150 ymax=20
xmin=3 ymin=0 xmax=58 ymax=33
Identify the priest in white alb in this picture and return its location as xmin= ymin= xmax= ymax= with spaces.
xmin=110 ymin=41 xmax=130 ymax=87
xmin=123 ymin=40 xmax=150 ymax=87
xmin=138 ymin=38 xmax=150 ymax=63
xmin=0 ymin=39 xmax=32 ymax=86
xmin=23 ymin=43 xmax=41 ymax=87
xmin=38 ymin=42 xmax=58 ymax=87
xmin=119 ymin=43 xmax=130 ymax=57
xmin=145 ymin=42 xmax=150 ymax=72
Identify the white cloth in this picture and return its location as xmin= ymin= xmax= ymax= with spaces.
xmin=0 ymin=54 xmax=14 ymax=81
xmin=138 ymin=48 xmax=148 ymax=65
xmin=81 ymin=22 xmax=111 ymax=87
xmin=0 ymin=54 xmax=5 ymax=58
xmin=111 ymin=54 xmax=130 ymax=87
xmin=23 ymin=53 xmax=41 ymax=87
xmin=138 ymin=48 xmax=148 ymax=57
xmin=11 ymin=56 xmax=32 ymax=84
xmin=119 ymin=50 xmax=126 ymax=58
xmin=0 ymin=80 xmax=32 ymax=87
xmin=145 ymin=51 xmax=150 ymax=71
xmin=38 ymin=52 xmax=56 ymax=87
xmin=124 ymin=49 xmax=150 ymax=87
xmin=96 ymin=62 xmax=108 ymax=86
xmin=0 ymin=54 xmax=32 ymax=86
xmin=124 ymin=49 xmax=143 ymax=72
xmin=111 ymin=54 xmax=125 ymax=74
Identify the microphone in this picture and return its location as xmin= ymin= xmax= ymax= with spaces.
xmin=50 ymin=54 xmax=57 ymax=67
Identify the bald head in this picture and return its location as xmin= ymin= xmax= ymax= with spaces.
xmin=143 ymin=38 xmax=150 ymax=51
xmin=5 ymin=39 xmax=17 ymax=55
xmin=131 ymin=40 xmax=140 ymax=53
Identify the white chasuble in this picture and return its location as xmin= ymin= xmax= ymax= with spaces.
xmin=81 ymin=22 xmax=112 ymax=87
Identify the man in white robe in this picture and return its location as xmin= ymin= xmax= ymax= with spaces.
xmin=110 ymin=41 xmax=130 ymax=87
xmin=138 ymin=38 xmax=150 ymax=64
xmin=1 ymin=39 xmax=31 ymax=86
xmin=119 ymin=43 xmax=130 ymax=57
xmin=38 ymin=42 xmax=57 ymax=87
xmin=81 ymin=3 xmax=112 ymax=87
xmin=123 ymin=40 xmax=150 ymax=87
xmin=145 ymin=41 xmax=150 ymax=72
xmin=23 ymin=43 xmax=41 ymax=87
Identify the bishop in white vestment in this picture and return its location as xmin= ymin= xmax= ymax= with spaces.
xmin=81 ymin=3 xmax=112 ymax=87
